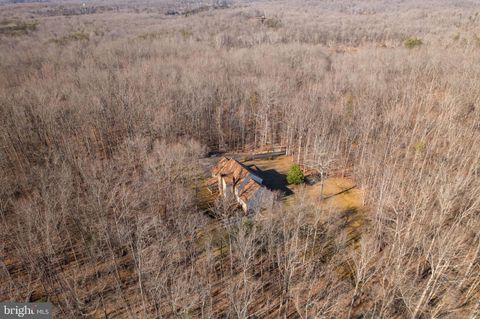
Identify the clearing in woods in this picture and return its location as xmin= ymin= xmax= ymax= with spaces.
xmin=243 ymin=155 xmax=363 ymax=211
xmin=199 ymin=154 xmax=364 ymax=231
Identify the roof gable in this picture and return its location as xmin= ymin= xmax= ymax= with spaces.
xmin=212 ymin=157 xmax=267 ymax=203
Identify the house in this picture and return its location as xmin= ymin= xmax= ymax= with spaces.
xmin=212 ymin=157 xmax=270 ymax=213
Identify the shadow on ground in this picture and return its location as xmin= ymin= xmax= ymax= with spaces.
xmin=248 ymin=165 xmax=294 ymax=196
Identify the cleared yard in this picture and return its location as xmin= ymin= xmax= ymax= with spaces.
xmin=243 ymin=155 xmax=363 ymax=212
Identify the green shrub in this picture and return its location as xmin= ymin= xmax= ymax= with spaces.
xmin=404 ymin=37 xmax=423 ymax=49
xmin=414 ymin=141 xmax=426 ymax=153
xmin=287 ymin=164 xmax=304 ymax=185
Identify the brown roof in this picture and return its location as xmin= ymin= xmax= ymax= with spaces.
xmin=238 ymin=178 xmax=261 ymax=203
xmin=212 ymin=157 xmax=230 ymax=176
xmin=212 ymin=157 xmax=265 ymax=203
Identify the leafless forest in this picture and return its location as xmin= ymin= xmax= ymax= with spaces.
xmin=1 ymin=0 xmax=480 ymax=318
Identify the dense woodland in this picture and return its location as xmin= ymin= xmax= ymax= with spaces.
xmin=0 ymin=0 xmax=479 ymax=318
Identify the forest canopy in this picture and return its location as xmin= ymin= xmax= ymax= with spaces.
xmin=0 ymin=0 xmax=479 ymax=318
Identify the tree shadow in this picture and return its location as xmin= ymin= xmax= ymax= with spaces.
xmin=323 ymin=185 xmax=357 ymax=200
xmin=248 ymin=165 xmax=294 ymax=196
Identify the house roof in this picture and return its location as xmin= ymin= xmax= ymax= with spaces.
xmin=212 ymin=157 xmax=267 ymax=204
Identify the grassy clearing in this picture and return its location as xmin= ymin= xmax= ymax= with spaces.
xmin=244 ymin=155 xmax=363 ymax=214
